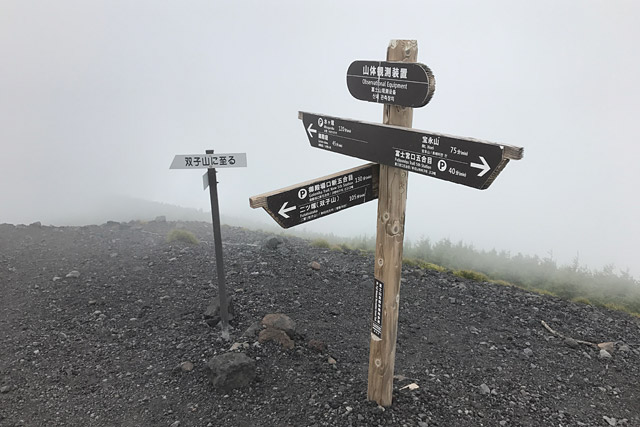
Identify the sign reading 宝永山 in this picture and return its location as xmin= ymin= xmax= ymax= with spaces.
xmin=170 ymin=153 xmax=247 ymax=169
xmin=299 ymin=112 xmax=523 ymax=190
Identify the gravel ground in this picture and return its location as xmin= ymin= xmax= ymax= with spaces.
xmin=1 ymin=220 xmax=639 ymax=427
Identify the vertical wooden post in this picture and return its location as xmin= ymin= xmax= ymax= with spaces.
xmin=367 ymin=40 xmax=417 ymax=407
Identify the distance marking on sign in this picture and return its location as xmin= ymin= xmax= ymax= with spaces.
xmin=299 ymin=112 xmax=523 ymax=190
xmin=250 ymin=163 xmax=379 ymax=229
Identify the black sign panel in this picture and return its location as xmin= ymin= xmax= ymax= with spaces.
xmin=299 ymin=112 xmax=523 ymax=190
xmin=347 ymin=61 xmax=435 ymax=108
xmin=250 ymin=164 xmax=379 ymax=229
xmin=371 ymin=278 xmax=384 ymax=340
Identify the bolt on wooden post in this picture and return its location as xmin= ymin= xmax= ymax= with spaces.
xmin=367 ymin=39 xmax=417 ymax=407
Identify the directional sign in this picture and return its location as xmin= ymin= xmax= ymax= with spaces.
xmin=170 ymin=153 xmax=247 ymax=169
xmin=347 ymin=60 xmax=435 ymax=108
xmin=250 ymin=163 xmax=379 ymax=229
xmin=299 ymin=112 xmax=523 ymax=190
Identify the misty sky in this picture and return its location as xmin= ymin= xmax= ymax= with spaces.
xmin=1 ymin=1 xmax=639 ymax=276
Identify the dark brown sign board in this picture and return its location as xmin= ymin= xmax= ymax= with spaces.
xmin=347 ymin=60 xmax=435 ymax=108
xmin=299 ymin=111 xmax=523 ymax=190
xmin=250 ymin=163 xmax=379 ymax=229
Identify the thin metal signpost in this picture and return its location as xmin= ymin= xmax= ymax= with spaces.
xmin=170 ymin=150 xmax=247 ymax=340
xmin=250 ymin=39 xmax=523 ymax=406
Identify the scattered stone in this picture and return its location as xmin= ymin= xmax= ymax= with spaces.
xmin=0 ymin=386 xmax=10 ymax=393
xmin=523 ymin=348 xmax=534 ymax=357
xmin=180 ymin=361 xmax=194 ymax=372
xmin=564 ymin=338 xmax=580 ymax=349
xmin=479 ymin=383 xmax=491 ymax=395
xmin=263 ymin=237 xmax=283 ymax=250
xmin=327 ymin=356 xmax=337 ymax=365
xmin=29 ymin=221 xmax=42 ymax=227
xmin=204 ymin=297 xmax=235 ymax=327
xmin=242 ymin=321 xmax=262 ymax=338
xmin=169 ymin=421 xmax=180 ymax=427
xmin=599 ymin=349 xmax=612 ymax=359
xmin=154 ymin=215 xmax=167 ymax=222
xmin=88 ymin=300 xmax=97 ymax=306
xmin=618 ymin=344 xmax=630 ymax=353
xmin=598 ymin=342 xmax=615 ymax=354
xmin=52 ymin=276 xmax=62 ymax=282
xmin=258 ymin=328 xmax=294 ymax=349
xmin=229 ymin=342 xmax=242 ymax=351
xmin=206 ymin=353 xmax=256 ymax=391
xmin=603 ymin=415 xmax=617 ymax=426
xmin=66 ymin=270 xmax=80 ymax=278
xmin=309 ymin=261 xmax=321 ymax=271
xmin=261 ymin=313 xmax=296 ymax=337
xmin=308 ymin=339 xmax=327 ymax=353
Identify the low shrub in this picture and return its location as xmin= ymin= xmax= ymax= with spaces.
xmin=311 ymin=239 xmax=331 ymax=249
xmin=454 ymin=269 xmax=489 ymax=282
xmin=166 ymin=229 xmax=199 ymax=245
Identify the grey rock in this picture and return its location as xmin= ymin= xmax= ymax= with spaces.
xmin=0 ymin=386 xmax=10 ymax=393
xmin=479 ymin=383 xmax=491 ymax=395
xmin=206 ymin=352 xmax=256 ymax=391
xmin=263 ymin=237 xmax=283 ymax=250
xmin=599 ymin=349 xmax=612 ymax=359
xmin=309 ymin=261 xmax=321 ymax=270
xmin=565 ymin=338 xmax=580 ymax=349
xmin=66 ymin=270 xmax=80 ymax=278
xmin=603 ymin=415 xmax=617 ymax=426
xmin=523 ymin=348 xmax=534 ymax=357
xmin=154 ymin=215 xmax=167 ymax=222
xmin=204 ymin=296 xmax=235 ymax=327
xmin=242 ymin=321 xmax=263 ymax=338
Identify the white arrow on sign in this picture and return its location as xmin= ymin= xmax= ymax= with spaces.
xmin=470 ymin=156 xmax=491 ymax=177
xmin=278 ymin=202 xmax=297 ymax=219
xmin=306 ymin=123 xmax=317 ymax=139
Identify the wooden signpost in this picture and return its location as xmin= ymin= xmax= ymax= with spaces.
xmin=250 ymin=39 xmax=524 ymax=406
xmin=171 ymin=150 xmax=247 ymax=339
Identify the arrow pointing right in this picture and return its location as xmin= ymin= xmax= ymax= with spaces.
xmin=470 ymin=156 xmax=491 ymax=177
xmin=306 ymin=123 xmax=317 ymax=139
xmin=278 ymin=201 xmax=297 ymax=219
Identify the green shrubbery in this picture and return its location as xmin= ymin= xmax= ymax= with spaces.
xmin=166 ymin=229 xmax=199 ymax=245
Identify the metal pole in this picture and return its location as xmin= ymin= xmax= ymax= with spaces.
xmin=206 ymin=149 xmax=230 ymax=339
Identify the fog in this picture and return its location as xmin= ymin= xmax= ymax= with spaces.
xmin=1 ymin=1 xmax=638 ymax=277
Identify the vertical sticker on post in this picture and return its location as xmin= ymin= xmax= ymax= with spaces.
xmin=371 ymin=278 xmax=384 ymax=340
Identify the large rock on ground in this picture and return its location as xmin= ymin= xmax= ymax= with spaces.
xmin=258 ymin=328 xmax=294 ymax=349
xmin=261 ymin=313 xmax=296 ymax=337
xmin=206 ymin=352 xmax=256 ymax=391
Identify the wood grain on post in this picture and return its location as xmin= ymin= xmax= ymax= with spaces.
xmin=367 ymin=39 xmax=417 ymax=407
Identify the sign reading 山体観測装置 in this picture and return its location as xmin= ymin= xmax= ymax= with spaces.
xmin=299 ymin=112 xmax=523 ymax=190
xmin=346 ymin=60 xmax=435 ymax=108
xmin=250 ymin=163 xmax=379 ymax=229
xmin=169 ymin=153 xmax=247 ymax=169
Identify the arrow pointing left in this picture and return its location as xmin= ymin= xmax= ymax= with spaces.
xmin=470 ymin=156 xmax=491 ymax=177
xmin=278 ymin=202 xmax=297 ymax=219
xmin=306 ymin=123 xmax=317 ymax=139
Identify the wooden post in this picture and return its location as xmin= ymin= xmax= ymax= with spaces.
xmin=367 ymin=39 xmax=417 ymax=407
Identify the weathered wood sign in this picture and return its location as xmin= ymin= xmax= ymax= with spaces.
xmin=250 ymin=163 xmax=379 ymax=228
xmin=250 ymin=39 xmax=524 ymax=407
xmin=299 ymin=112 xmax=522 ymax=190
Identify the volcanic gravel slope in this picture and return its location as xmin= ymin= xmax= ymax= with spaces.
xmin=0 ymin=220 xmax=639 ymax=427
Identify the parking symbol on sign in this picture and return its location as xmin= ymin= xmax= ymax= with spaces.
xmin=437 ymin=160 xmax=447 ymax=172
xmin=298 ymin=189 xmax=308 ymax=199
